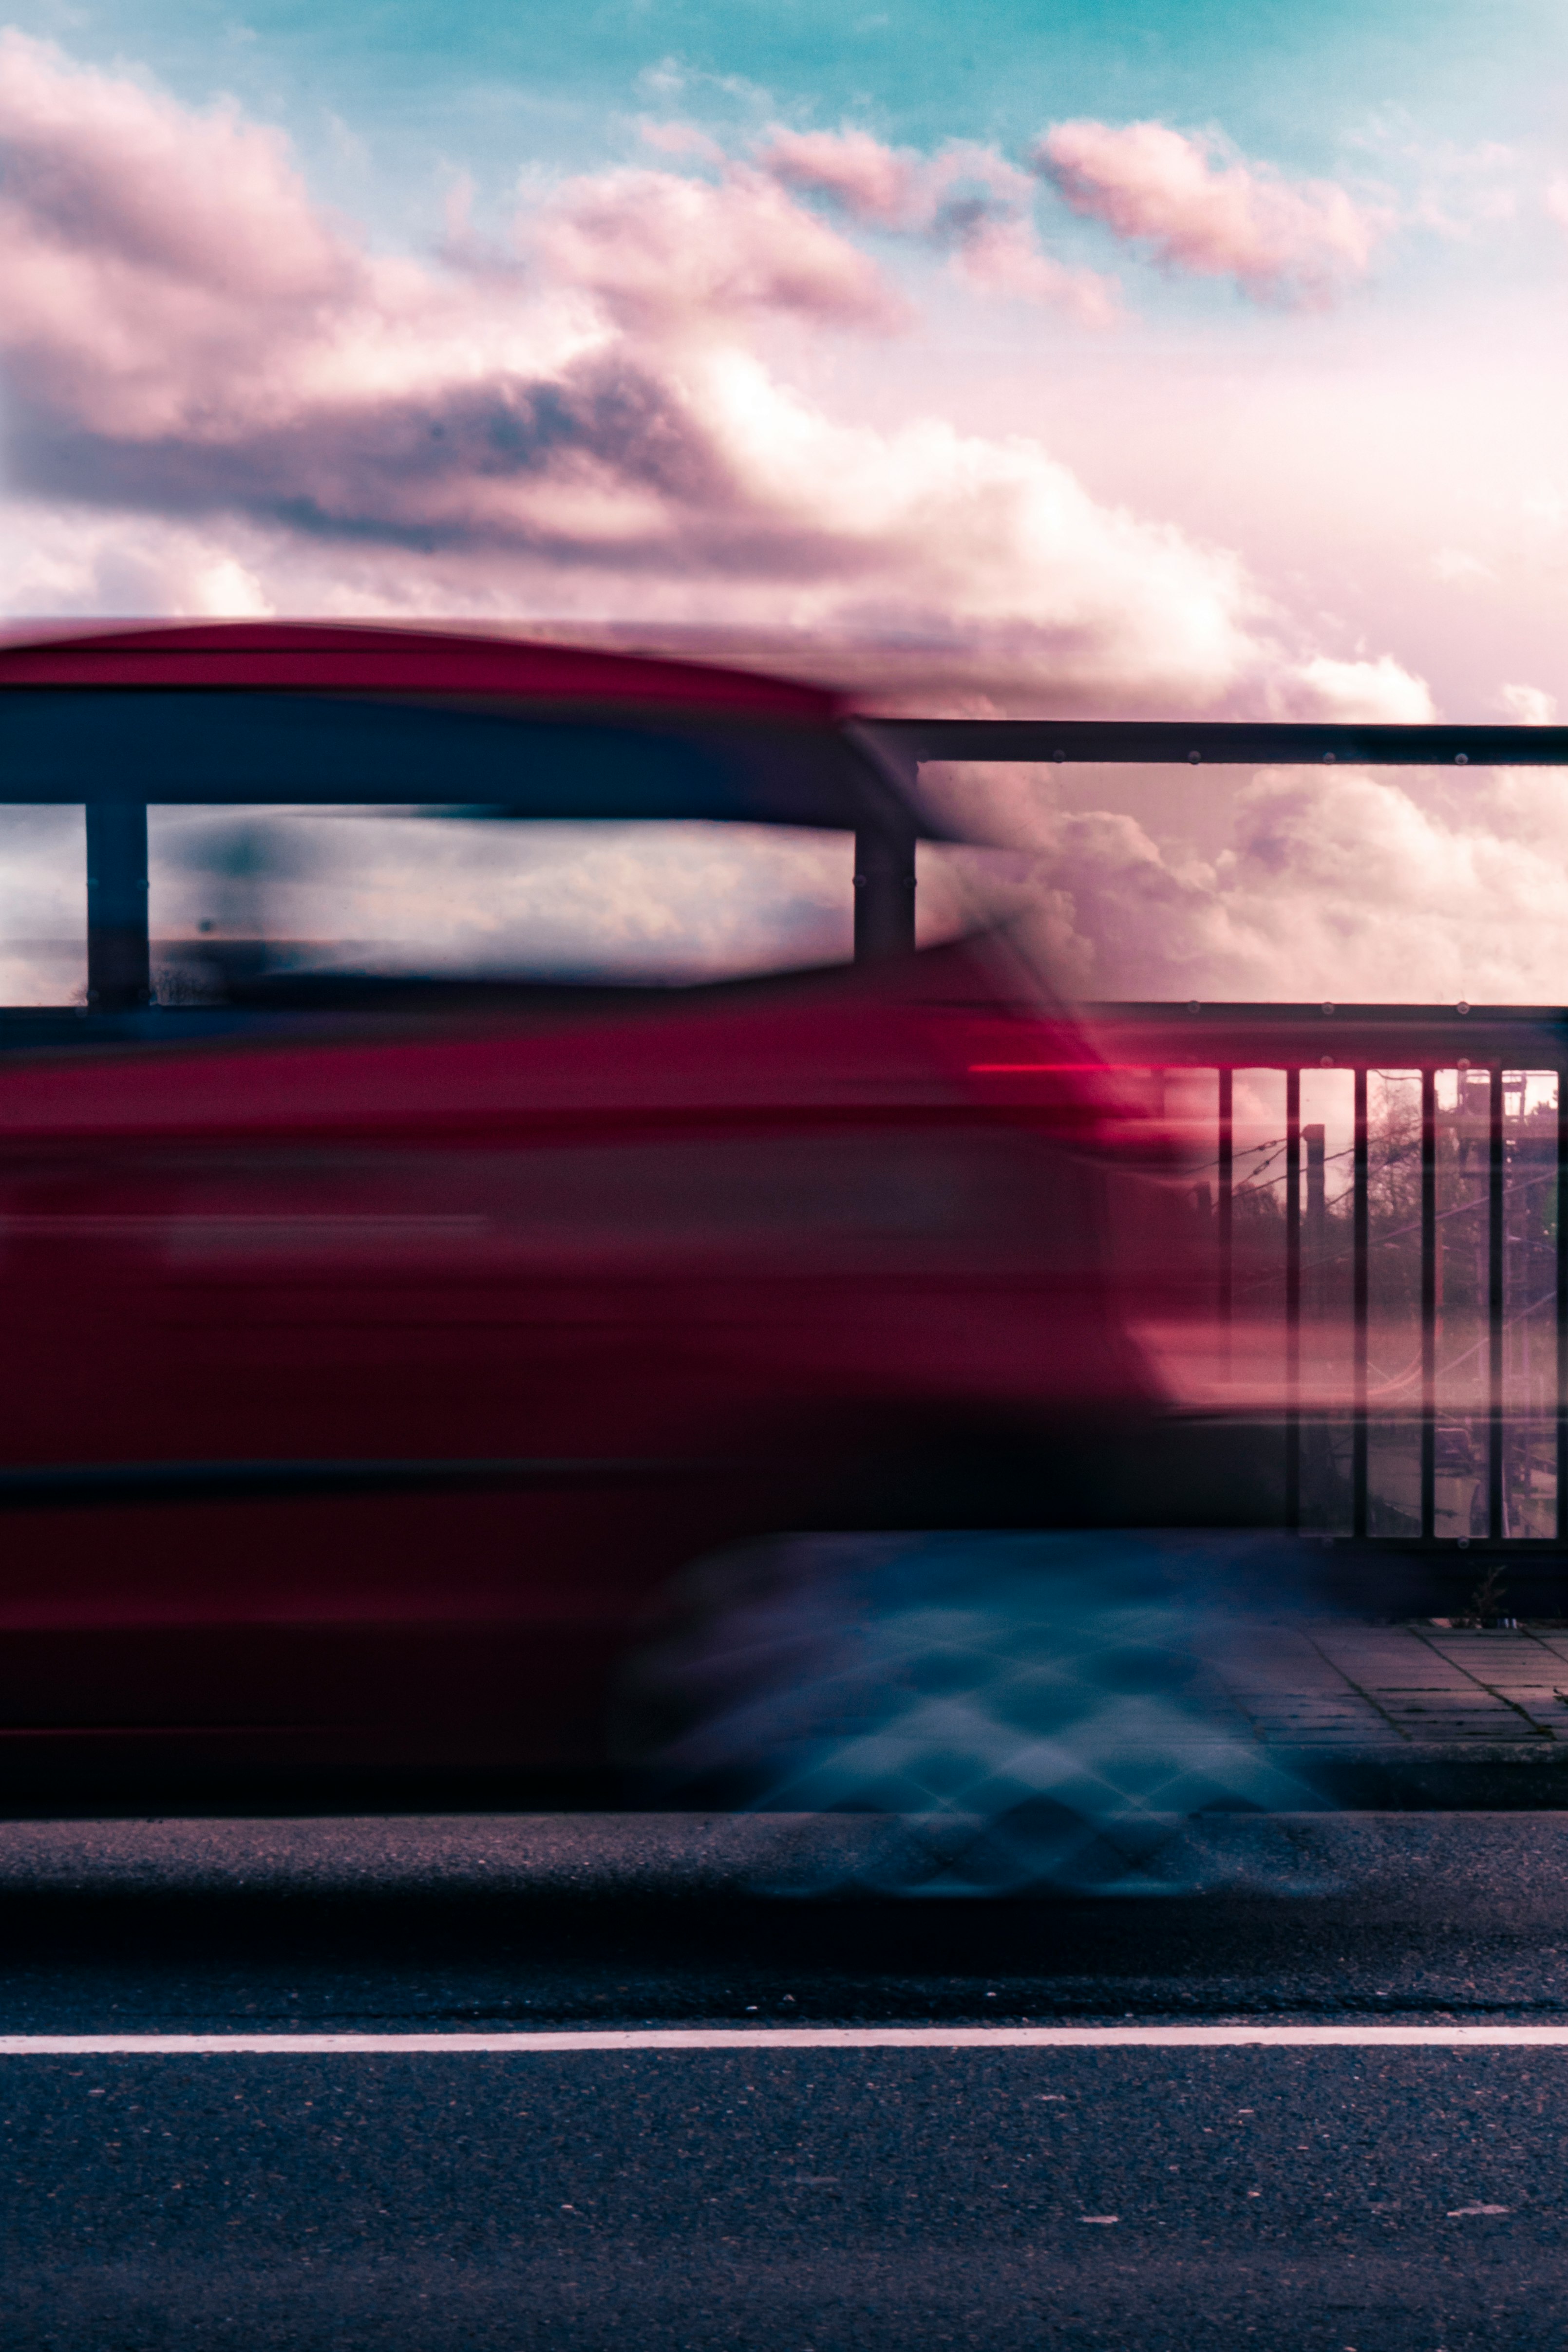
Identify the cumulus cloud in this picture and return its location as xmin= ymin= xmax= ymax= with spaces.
xmin=1 ymin=374 xmax=1274 ymax=711
xmin=921 ymin=762 xmax=1568 ymax=1001
xmin=1498 ymin=681 xmax=1558 ymax=724
xmin=0 ymin=500 xmax=279 ymax=618
xmin=1035 ymin=120 xmax=1387 ymax=305
xmin=754 ymin=125 xmax=938 ymax=231
xmin=532 ymin=163 xmax=910 ymax=339
xmin=1266 ymin=654 xmax=1437 ymax=724
xmin=0 ymin=31 xmax=900 ymax=433
xmin=0 ymin=33 xmax=1431 ymax=725
xmin=756 ymin=124 xmax=1117 ymax=323
xmin=0 ymin=30 xmax=366 ymax=439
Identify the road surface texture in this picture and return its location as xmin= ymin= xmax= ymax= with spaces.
xmin=4 ymin=1808 xmax=1568 ymax=2349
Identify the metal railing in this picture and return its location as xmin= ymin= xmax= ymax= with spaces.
xmin=1089 ymin=1004 xmax=1568 ymax=1550
xmin=877 ymin=721 xmax=1568 ymax=1552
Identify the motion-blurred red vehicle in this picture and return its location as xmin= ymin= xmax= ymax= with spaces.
xmin=0 ymin=623 xmax=1217 ymax=1801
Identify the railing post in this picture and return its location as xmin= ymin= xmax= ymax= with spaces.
xmin=1304 ymin=1122 xmax=1326 ymax=1314
xmin=1558 ymin=1065 xmax=1568 ymax=1547
xmin=1352 ymin=1067 xmax=1369 ymax=1539
xmin=1217 ymin=1067 xmax=1233 ymax=1375
xmin=85 ymin=802 xmax=151 ymax=1012
xmin=1285 ymin=1068 xmax=1301 ymax=1531
xmin=1421 ymin=1066 xmax=1437 ymax=1541
xmin=853 ymin=818 xmax=917 ymax=963
xmin=1489 ymin=1063 xmax=1506 ymax=1540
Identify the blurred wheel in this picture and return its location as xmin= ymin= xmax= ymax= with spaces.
xmin=618 ymin=1528 xmax=1322 ymax=1895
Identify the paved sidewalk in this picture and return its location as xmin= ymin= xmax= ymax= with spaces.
xmin=1197 ymin=1622 xmax=1568 ymax=1797
xmin=1209 ymin=1624 xmax=1568 ymax=1747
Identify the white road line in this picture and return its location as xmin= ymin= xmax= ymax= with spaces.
xmin=3 ymin=2025 xmax=1568 ymax=2053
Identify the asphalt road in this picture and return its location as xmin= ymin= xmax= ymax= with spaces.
xmin=6 ymin=1813 xmax=1568 ymax=2350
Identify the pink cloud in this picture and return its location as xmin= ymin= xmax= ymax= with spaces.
xmin=636 ymin=119 xmax=728 ymax=165
xmin=0 ymin=32 xmax=905 ymax=450
xmin=1036 ymin=119 xmax=1386 ymax=305
xmin=952 ymin=216 xmax=1118 ymax=323
xmin=913 ymin=762 xmax=1568 ymax=1002
xmin=531 ymin=165 xmax=910 ymax=339
xmin=756 ymin=124 xmax=1118 ymax=323
xmin=1498 ymin=681 xmax=1558 ymax=725
xmin=0 ymin=35 xmax=1430 ymax=727
xmin=0 ymin=30 xmax=346 ymax=302
xmin=756 ymin=126 xmax=937 ymax=232
xmin=0 ymin=29 xmax=360 ymax=435
xmin=1266 ymin=654 xmax=1436 ymax=725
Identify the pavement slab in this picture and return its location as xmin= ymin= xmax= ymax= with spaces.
xmin=1193 ymin=1622 xmax=1568 ymax=1798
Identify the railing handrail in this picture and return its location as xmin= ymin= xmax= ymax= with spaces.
xmin=1079 ymin=1003 xmax=1568 ymax=1065
xmin=867 ymin=718 xmax=1568 ymax=767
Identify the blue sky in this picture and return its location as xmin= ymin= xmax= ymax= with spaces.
xmin=12 ymin=0 xmax=1558 ymax=222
